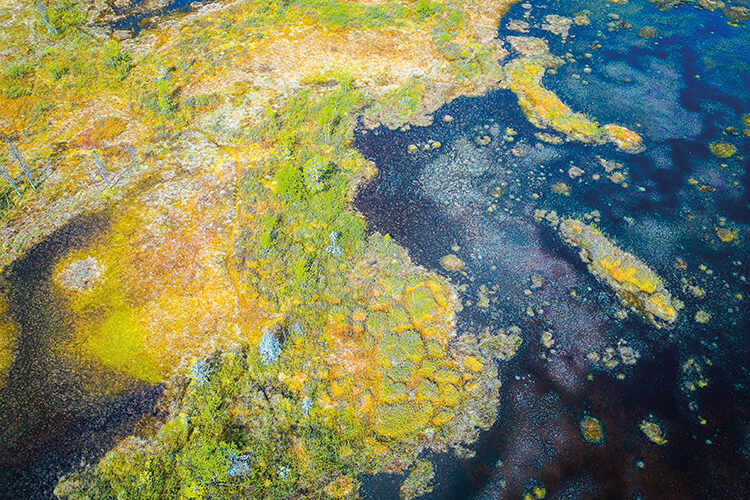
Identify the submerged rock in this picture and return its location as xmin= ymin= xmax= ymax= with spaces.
xmin=54 ymin=256 xmax=103 ymax=292
xmin=541 ymin=15 xmax=573 ymax=42
xmin=638 ymin=26 xmax=659 ymax=38
xmin=698 ymin=0 xmax=725 ymax=11
xmin=722 ymin=5 xmax=750 ymax=21
xmin=507 ymin=19 xmax=531 ymax=33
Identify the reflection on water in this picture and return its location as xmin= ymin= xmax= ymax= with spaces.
xmin=355 ymin=0 xmax=749 ymax=497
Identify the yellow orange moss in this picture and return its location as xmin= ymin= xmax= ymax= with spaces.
xmin=49 ymin=147 xmax=251 ymax=382
xmin=715 ymin=226 xmax=739 ymax=243
xmin=602 ymin=124 xmax=645 ymax=154
xmin=500 ymin=38 xmax=644 ymax=153
xmin=0 ymin=293 xmax=19 ymax=386
xmin=556 ymin=219 xmax=681 ymax=328
xmin=640 ymin=418 xmax=668 ymax=445
xmin=579 ymin=416 xmax=605 ymax=444
xmin=709 ymin=141 xmax=737 ymax=158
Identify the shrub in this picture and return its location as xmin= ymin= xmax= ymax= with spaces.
xmin=415 ymin=0 xmax=442 ymax=20
xmin=47 ymin=0 xmax=86 ymax=35
xmin=275 ymin=160 xmax=306 ymax=203
xmin=104 ymin=41 xmax=132 ymax=81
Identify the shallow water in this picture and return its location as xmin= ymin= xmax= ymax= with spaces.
xmin=356 ymin=0 xmax=749 ymax=497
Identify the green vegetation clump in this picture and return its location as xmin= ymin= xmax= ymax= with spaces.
xmin=2 ymin=60 xmax=34 ymax=98
xmin=415 ymin=0 xmax=443 ymax=20
xmin=103 ymin=41 xmax=132 ymax=81
xmin=368 ymin=80 xmax=424 ymax=126
xmin=46 ymin=0 xmax=86 ymax=35
xmin=54 ymin=348 xmax=365 ymax=499
xmin=303 ymin=0 xmax=408 ymax=29
xmin=243 ymin=82 xmax=367 ymax=304
xmin=144 ymin=77 xmax=180 ymax=118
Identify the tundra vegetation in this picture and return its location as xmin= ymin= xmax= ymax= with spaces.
xmin=0 ymin=0 xmax=521 ymax=497
xmin=1 ymin=0 xmax=654 ymax=497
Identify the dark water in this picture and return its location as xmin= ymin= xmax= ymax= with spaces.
xmin=111 ymin=0 xmax=209 ymax=32
xmin=355 ymin=0 xmax=749 ymax=497
xmin=0 ymin=215 xmax=161 ymax=500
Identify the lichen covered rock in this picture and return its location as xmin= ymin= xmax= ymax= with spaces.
xmin=54 ymin=255 xmax=103 ymax=292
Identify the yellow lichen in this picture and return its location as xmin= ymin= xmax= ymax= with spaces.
xmin=596 ymin=256 xmax=659 ymax=294
xmin=602 ymin=124 xmax=644 ymax=153
xmin=463 ymin=356 xmax=483 ymax=372
xmin=502 ymin=53 xmax=643 ymax=153
xmin=324 ymin=476 xmax=356 ymax=498
xmin=579 ymin=415 xmax=604 ymax=444
xmin=715 ymin=226 xmax=738 ymax=243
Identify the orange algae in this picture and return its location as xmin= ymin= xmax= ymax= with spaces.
xmin=557 ymin=219 xmax=680 ymax=328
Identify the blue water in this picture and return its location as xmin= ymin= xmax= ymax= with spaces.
xmin=356 ymin=1 xmax=749 ymax=497
xmin=111 ymin=0 xmax=207 ymax=32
